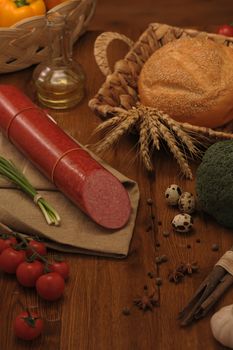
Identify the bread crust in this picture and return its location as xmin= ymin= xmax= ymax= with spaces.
xmin=138 ymin=38 xmax=233 ymax=128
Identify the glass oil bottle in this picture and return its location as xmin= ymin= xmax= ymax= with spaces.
xmin=33 ymin=13 xmax=85 ymax=109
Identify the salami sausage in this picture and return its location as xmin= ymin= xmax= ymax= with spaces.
xmin=0 ymin=85 xmax=131 ymax=229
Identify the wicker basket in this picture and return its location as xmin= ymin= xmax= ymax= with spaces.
xmin=0 ymin=0 xmax=96 ymax=74
xmin=89 ymin=23 xmax=233 ymax=117
xmin=88 ymin=23 xmax=233 ymax=179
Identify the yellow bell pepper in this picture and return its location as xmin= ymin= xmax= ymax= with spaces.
xmin=0 ymin=0 xmax=46 ymax=27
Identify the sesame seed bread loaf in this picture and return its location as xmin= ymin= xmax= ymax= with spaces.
xmin=138 ymin=38 xmax=233 ymax=128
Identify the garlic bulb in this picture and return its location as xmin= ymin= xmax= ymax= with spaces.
xmin=210 ymin=304 xmax=233 ymax=348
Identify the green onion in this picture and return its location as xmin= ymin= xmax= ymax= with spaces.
xmin=0 ymin=156 xmax=61 ymax=226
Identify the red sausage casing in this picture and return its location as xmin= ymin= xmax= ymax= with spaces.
xmin=0 ymin=85 xmax=131 ymax=229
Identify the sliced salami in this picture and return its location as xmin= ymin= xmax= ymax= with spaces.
xmin=0 ymin=85 xmax=131 ymax=229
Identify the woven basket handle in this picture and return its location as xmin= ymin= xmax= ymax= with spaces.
xmin=94 ymin=32 xmax=134 ymax=76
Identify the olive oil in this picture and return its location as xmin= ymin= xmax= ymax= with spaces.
xmin=34 ymin=64 xmax=85 ymax=109
xmin=33 ymin=13 xmax=85 ymax=110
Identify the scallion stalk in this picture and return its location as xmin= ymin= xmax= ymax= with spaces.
xmin=0 ymin=156 xmax=61 ymax=226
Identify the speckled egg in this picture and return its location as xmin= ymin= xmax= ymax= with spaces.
xmin=172 ymin=213 xmax=193 ymax=233
xmin=178 ymin=192 xmax=196 ymax=214
xmin=165 ymin=184 xmax=182 ymax=206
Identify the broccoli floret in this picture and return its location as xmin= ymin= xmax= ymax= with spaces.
xmin=196 ymin=140 xmax=233 ymax=228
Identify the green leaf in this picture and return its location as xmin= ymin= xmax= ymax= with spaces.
xmin=22 ymin=315 xmax=39 ymax=328
xmin=14 ymin=0 xmax=30 ymax=8
xmin=0 ymin=233 xmax=10 ymax=240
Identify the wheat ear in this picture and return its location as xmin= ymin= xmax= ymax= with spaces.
xmin=146 ymin=114 xmax=160 ymax=151
xmin=139 ymin=116 xmax=153 ymax=171
xmin=94 ymin=114 xmax=126 ymax=133
xmin=95 ymin=109 xmax=140 ymax=154
xmin=157 ymin=121 xmax=193 ymax=179
xmin=159 ymin=112 xmax=200 ymax=157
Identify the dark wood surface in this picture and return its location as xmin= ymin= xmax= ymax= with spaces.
xmin=0 ymin=1 xmax=233 ymax=349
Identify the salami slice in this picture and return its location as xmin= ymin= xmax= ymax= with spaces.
xmin=0 ymin=85 xmax=131 ymax=229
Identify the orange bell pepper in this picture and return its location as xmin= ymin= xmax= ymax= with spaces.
xmin=0 ymin=0 xmax=46 ymax=27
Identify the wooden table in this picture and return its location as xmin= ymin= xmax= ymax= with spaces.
xmin=1 ymin=1 xmax=233 ymax=349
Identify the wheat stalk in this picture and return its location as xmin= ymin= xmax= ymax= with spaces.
xmin=159 ymin=112 xmax=200 ymax=157
xmin=181 ymin=122 xmax=233 ymax=140
xmin=146 ymin=114 xmax=160 ymax=151
xmin=139 ymin=116 xmax=153 ymax=171
xmin=94 ymin=114 xmax=126 ymax=133
xmin=92 ymin=101 xmax=233 ymax=178
xmin=95 ymin=109 xmax=140 ymax=154
xmin=157 ymin=121 xmax=193 ymax=179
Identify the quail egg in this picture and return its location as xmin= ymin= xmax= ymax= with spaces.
xmin=165 ymin=184 xmax=182 ymax=206
xmin=178 ymin=192 xmax=195 ymax=214
xmin=172 ymin=213 xmax=193 ymax=233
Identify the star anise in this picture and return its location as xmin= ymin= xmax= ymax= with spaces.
xmin=168 ymin=270 xmax=184 ymax=284
xmin=133 ymin=289 xmax=159 ymax=311
xmin=177 ymin=262 xmax=199 ymax=275
xmin=176 ymin=263 xmax=188 ymax=275
xmin=168 ymin=261 xmax=199 ymax=284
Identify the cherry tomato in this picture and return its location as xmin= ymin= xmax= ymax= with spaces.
xmin=36 ymin=272 xmax=65 ymax=301
xmin=26 ymin=240 xmax=47 ymax=259
xmin=217 ymin=24 xmax=233 ymax=37
xmin=13 ymin=311 xmax=44 ymax=341
xmin=0 ymin=235 xmax=17 ymax=253
xmin=0 ymin=248 xmax=26 ymax=274
xmin=16 ymin=261 xmax=44 ymax=287
xmin=49 ymin=261 xmax=70 ymax=280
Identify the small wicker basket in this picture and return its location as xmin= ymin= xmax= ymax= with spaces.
xmin=0 ymin=0 xmax=96 ymax=74
xmin=89 ymin=23 xmax=233 ymax=178
xmin=89 ymin=23 xmax=233 ymax=117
